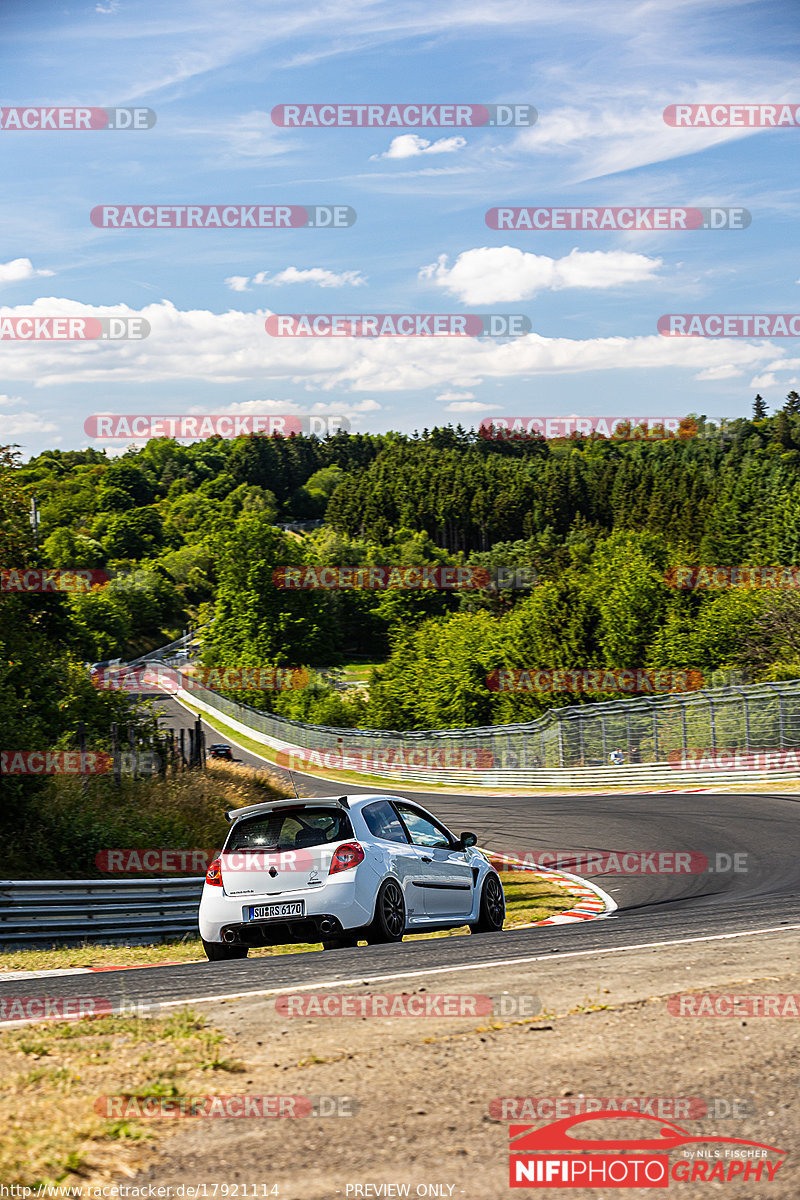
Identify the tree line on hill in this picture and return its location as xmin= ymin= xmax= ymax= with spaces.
xmin=4 ymin=394 xmax=800 ymax=746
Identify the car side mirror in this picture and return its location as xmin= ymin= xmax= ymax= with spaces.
xmin=458 ymin=831 xmax=478 ymax=849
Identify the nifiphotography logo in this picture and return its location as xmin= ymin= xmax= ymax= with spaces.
xmin=508 ymin=1112 xmax=786 ymax=1188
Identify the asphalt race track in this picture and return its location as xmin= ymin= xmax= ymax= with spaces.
xmin=3 ymin=693 xmax=798 ymax=1013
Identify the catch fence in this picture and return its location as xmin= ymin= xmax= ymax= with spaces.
xmin=175 ymin=675 xmax=800 ymax=787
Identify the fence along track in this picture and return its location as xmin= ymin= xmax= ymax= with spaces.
xmin=176 ymin=677 xmax=800 ymax=790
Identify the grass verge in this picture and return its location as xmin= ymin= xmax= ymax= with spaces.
xmin=0 ymin=1008 xmax=242 ymax=1188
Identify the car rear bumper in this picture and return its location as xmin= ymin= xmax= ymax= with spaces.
xmin=217 ymin=913 xmax=353 ymax=947
xmin=198 ymin=874 xmax=375 ymax=944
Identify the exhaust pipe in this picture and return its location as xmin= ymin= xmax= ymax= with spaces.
xmin=319 ymin=919 xmax=334 ymax=934
xmin=222 ymin=929 xmax=239 ymax=944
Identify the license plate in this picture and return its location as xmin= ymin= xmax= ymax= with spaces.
xmin=249 ymin=901 xmax=305 ymax=921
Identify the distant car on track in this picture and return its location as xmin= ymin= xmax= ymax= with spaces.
xmin=208 ymin=743 xmax=234 ymax=761
xmin=198 ymin=794 xmax=504 ymax=960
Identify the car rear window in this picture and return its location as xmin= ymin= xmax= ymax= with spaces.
xmin=362 ymin=799 xmax=409 ymax=844
xmin=227 ymin=806 xmax=354 ymax=851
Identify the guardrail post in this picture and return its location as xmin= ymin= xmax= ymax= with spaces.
xmin=680 ymin=700 xmax=688 ymax=757
xmin=778 ymin=686 xmax=786 ymax=748
xmin=708 ymin=694 xmax=716 ymax=752
xmin=652 ymin=701 xmax=659 ymax=762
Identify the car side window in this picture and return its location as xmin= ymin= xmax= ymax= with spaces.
xmin=362 ymin=799 xmax=410 ymax=844
xmin=395 ymin=803 xmax=452 ymax=849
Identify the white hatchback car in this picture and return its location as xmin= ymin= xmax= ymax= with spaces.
xmin=198 ymin=794 xmax=505 ymax=959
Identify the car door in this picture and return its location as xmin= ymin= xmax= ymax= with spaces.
xmin=394 ymin=802 xmax=474 ymax=919
xmin=360 ymin=798 xmax=428 ymax=922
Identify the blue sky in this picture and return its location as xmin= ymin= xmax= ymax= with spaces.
xmin=1 ymin=0 xmax=799 ymax=458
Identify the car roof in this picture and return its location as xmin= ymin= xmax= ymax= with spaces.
xmin=224 ymin=793 xmax=417 ymax=825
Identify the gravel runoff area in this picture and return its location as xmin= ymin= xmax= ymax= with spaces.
xmin=113 ymin=927 xmax=798 ymax=1199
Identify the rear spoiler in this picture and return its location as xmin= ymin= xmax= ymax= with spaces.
xmin=225 ymin=795 xmax=350 ymax=823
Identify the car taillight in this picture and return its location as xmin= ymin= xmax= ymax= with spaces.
xmin=206 ymin=858 xmax=223 ymax=886
xmin=328 ymin=842 xmax=365 ymax=875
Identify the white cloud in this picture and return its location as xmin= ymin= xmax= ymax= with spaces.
xmin=512 ymin=99 xmax=754 ymax=184
xmin=444 ymin=400 xmax=501 ymax=413
xmin=694 ymin=365 xmax=743 ymax=381
xmin=420 ymin=247 xmax=662 ymax=304
xmin=370 ymin=134 xmax=467 ymax=161
xmin=266 ymin=267 xmax=367 ymax=288
xmin=1 ymin=413 xmax=59 ymax=436
xmin=0 ymin=297 xmax=785 ymax=400
xmin=227 ymin=267 xmax=367 ymax=291
xmin=436 ymin=390 xmax=475 ymax=402
xmin=205 ymin=396 xmax=380 ymax=417
xmin=0 ymin=259 xmax=55 ymax=285
xmin=0 ymin=393 xmax=24 ymax=407
xmin=763 ymin=358 xmax=800 ymax=373
xmin=750 ymin=373 xmax=778 ymax=389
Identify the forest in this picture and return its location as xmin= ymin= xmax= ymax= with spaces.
xmin=4 ymin=396 xmax=800 ymax=761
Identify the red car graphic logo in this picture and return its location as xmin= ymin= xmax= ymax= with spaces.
xmin=510 ymin=1110 xmax=785 ymax=1154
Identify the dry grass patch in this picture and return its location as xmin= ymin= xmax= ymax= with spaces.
xmin=0 ymin=1008 xmax=243 ymax=1189
xmin=6 ymin=760 xmax=291 ymax=880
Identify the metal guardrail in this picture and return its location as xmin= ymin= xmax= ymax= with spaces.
xmin=0 ymin=878 xmax=203 ymax=947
